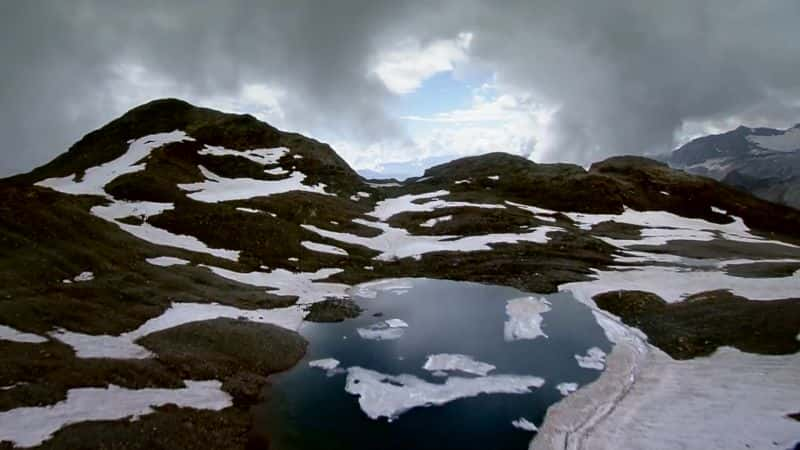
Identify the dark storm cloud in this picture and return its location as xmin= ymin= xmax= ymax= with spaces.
xmin=2 ymin=1 xmax=800 ymax=175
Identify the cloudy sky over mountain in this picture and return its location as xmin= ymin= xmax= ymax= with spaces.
xmin=2 ymin=0 xmax=800 ymax=177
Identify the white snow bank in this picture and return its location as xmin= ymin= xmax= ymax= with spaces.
xmin=562 ymin=265 xmax=800 ymax=304
xmin=301 ymin=241 xmax=349 ymax=256
xmin=91 ymin=201 xmax=240 ymax=261
xmin=487 ymin=175 xmax=500 ymax=181
xmin=0 ymin=380 xmax=231 ymax=448
xmin=235 ymin=207 xmax=262 ymax=214
xmin=571 ymin=347 xmax=800 ymax=450
xmin=422 ymin=354 xmax=496 ymax=376
xmin=51 ymin=302 xmax=305 ymax=359
xmin=198 ymin=145 xmax=289 ymax=165
xmin=512 ymin=417 xmax=538 ymax=432
xmin=503 ymin=296 xmax=551 ymax=341
xmin=145 ymin=256 xmax=190 ymax=267
xmin=0 ymin=325 xmax=48 ymax=344
xmin=454 ymin=179 xmax=471 ymax=185
xmin=345 ymin=366 xmax=545 ymax=421
xmin=202 ymin=265 xmax=349 ymax=304
xmin=179 ymin=166 xmax=331 ymax=202
xmin=420 ymin=215 xmax=452 ymax=228
xmin=303 ymin=220 xmax=559 ymax=261
xmin=369 ymin=190 xmax=504 ymax=221
xmin=556 ymin=382 xmax=578 ymax=396
xmin=575 ymin=347 xmax=606 ymax=370
xmin=35 ymin=131 xmax=193 ymax=197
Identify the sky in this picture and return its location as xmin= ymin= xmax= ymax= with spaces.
xmin=2 ymin=1 xmax=800 ymax=179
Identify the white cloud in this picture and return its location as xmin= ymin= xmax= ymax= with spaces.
xmin=371 ymin=32 xmax=473 ymax=95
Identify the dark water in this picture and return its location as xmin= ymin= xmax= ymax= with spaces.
xmin=255 ymin=278 xmax=611 ymax=450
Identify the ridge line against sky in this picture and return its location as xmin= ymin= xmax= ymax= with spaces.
xmin=2 ymin=0 xmax=800 ymax=178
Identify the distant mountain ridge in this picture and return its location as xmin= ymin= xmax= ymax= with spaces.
xmin=666 ymin=123 xmax=800 ymax=209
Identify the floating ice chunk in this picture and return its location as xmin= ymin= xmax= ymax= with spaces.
xmin=423 ymin=354 xmax=496 ymax=376
xmin=179 ymin=165 xmax=331 ymax=203
xmin=384 ymin=318 xmax=409 ymax=328
xmin=345 ymin=367 xmax=545 ymax=421
xmin=35 ymin=131 xmax=193 ymax=197
xmin=575 ymin=347 xmax=606 ymax=370
xmin=73 ymin=271 xmax=94 ymax=282
xmin=420 ymin=215 xmax=453 ymax=228
xmin=356 ymin=319 xmax=408 ymax=341
xmin=301 ymin=241 xmax=349 ymax=256
xmin=556 ymin=382 xmax=578 ymax=396
xmin=504 ymin=296 xmax=551 ymax=341
xmin=0 ymin=325 xmax=48 ymax=344
xmin=146 ymin=256 xmax=190 ymax=267
xmin=203 ymin=265 xmax=349 ymax=304
xmin=0 ymin=380 xmax=231 ymax=448
xmin=511 ymin=417 xmax=538 ymax=432
xmin=51 ymin=302 xmax=306 ymax=359
xmin=309 ymin=358 xmax=341 ymax=371
xmin=236 ymin=207 xmax=262 ymax=214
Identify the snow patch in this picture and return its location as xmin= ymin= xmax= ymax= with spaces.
xmin=51 ymin=302 xmax=305 ymax=359
xmin=35 ymin=131 xmax=193 ymax=197
xmin=236 ymin=207 xmax=262 ymax=214
xmin=145 ymin=256 xmax=190 ymax=267
xmin=369 ymin=190 xmax=504 ymax=221
xmin=301 ymin=241 xmax=349 ymax=256
xmin=0 ymin=380 xmax=231 ymax=448
xmin=202 ymin=265 xmax=349 ymax=304
xmin=0 ymin=325 xmax=48 ymax=344
xmin=197 ymin=145 xmax=289 ymax=165
xmin=179 ymin=166 xmax=332 ymax=202
xmin=420 ymin=215 xmax=452 ymax=228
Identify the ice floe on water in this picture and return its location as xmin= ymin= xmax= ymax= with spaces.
xmin=504 ymin=296 xmax=551 ymax=341
xmin=51 ymin=302 xmax=305 ymax=359
xmin=563 ymin=265 xmax=800 ymax=304
xmin=0 ymin=380 xmax=231 ymax=448
xmin=555 ymin=382 xmax=578 ymax=396
xmin=0 ymin=325 xmax=48 ymax=344
xmin=145 ymin=256 xmax=190 ymax=267
xmin=301 ymin=240 xmax=349 ymax=256
xmin=308 ymin=358 xmax=340 ymax=371
xmin=35 ymin=131 xmax=193 ymax=197
xmin=356 ymin=319 xmax=408 ymax=341
xmin=203 ymin=265 xmax=349 ymax=304
xmin=574 ymin=347 xmax=606 ymax=370
xmin=344 ymin=366 xmax=545 ymax=421
xmin=303 ymin=219 xmax=559 ymax=261
xmin=511 ymin=417 xmax=538 ymax=432
xmin=178 ymin=166 xmax=331 ymax=202
xmin=197 ymin=145 xmax=289 ymax=166
xmin=92 ymin=200 xmax=240 ymax=261
xmin=422 ymin=354 xmax=496 ymax=376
